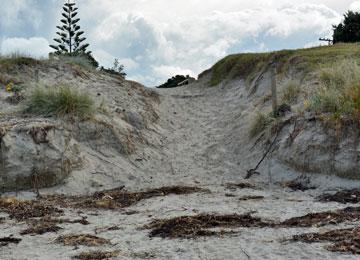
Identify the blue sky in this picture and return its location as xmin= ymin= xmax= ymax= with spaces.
xmin=1 ymin=0 xmax=359 ymax=86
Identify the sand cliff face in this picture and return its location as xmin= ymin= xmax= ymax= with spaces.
xmin=0 ymin=50 xmax=359 ymax=194
xmin=0 ymin=59 xmax=161 ymax=192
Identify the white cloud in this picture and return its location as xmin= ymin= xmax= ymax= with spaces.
xmin=152 ymin=65 xmax=195 ymax=79
xmin=0 ymin=0 xmax=350 ymax=86
xmin=1 ymin=37 xmax=51 ymax=57
xmin=350 ymin=1 xmax=360 ymax=11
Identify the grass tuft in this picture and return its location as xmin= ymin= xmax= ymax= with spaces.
xmin=281 ymin=80 xmax=301 ymax=104
xmin=24 ymin=86 xmax=94 ymax=119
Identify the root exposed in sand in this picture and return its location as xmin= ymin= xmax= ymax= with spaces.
xmin=292 ymin=227 xmax=360 ymax=254
xmin=145 ymin=213 xmax=274 ymax=239
xmin=73 ymin=250 xmax=121 ymax=260
xmin=318 ymin=189 xmax=360 ymax=204
xmin=55 ymin=234 xmax=111 ymax=247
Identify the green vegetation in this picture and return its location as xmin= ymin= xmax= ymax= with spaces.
xmin=281 ymin=80 xmax=301 ymax=104
xmin=249 ymin=112 xmax=274 ymax=138
xmin=309 ymin=59 xmax=360 ymax=118
xmin=208 ymin=43 xmax=360 ymax=86
xmin=24 ymin=86 xmax=94 ymax=119
xmin=49 ymin=1 xmax=98 ymax=68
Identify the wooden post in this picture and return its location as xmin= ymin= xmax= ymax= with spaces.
xmin=271 ymin=65 xmax=277 ymax=118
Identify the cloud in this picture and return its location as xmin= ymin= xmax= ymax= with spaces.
xmin=0 ymin=1 xmax=349 ymax=86
xmin=350 ymin=1 xmax=360 ymax=11
xmin=1 ymin=37 xmax=51 ymax=57
xmin=152 ymin=65 xmax=195 ymax=79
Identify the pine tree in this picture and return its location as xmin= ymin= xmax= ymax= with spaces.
xmin=50 ymin=0 xmax=91 ymax=56
xmin=333 ymin=11 xmax=360 ymax=44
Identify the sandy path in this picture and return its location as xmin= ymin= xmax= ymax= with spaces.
xmin=1 ymin=82 xmax=360 ymax=260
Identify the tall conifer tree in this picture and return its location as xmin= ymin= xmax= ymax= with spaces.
xmin=50 ymin=0 xmax=91 ymax=56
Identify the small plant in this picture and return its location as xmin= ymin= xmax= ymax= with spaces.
xmin=249 ymin=112 xmax=274 ymax=138
xmin=100 ymin=59 xmax=126 ymax=78
xmin=24 ymin=85 xmax=94 ymax=119
xmin=281 ymin=80 xmax=301 ymax=104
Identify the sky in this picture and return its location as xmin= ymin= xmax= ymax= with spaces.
xmin=0 ymin=0 xmax=360 ymax=86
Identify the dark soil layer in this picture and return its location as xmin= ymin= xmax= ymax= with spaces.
xmin=318 ymin=189 xmax=360 ymax=204
xmin=73 ymin=251 xmax=121 ymax=260
xmin=145 ymin=213 xmax=274 ymax=238
xmin=292 ymin=227 xmax=360 ymax=254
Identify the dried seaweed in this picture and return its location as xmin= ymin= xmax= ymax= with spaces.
xmin=46 ymin=186 xmax=207 ymax=210
xmin=145 ymin=213 xmax=274 ymax=239
xmin=318 ymin=189 xmax=360 ymax=204
xmin=20 ymin=222 xmax=62 ymax=235
xmin=0 ymin=236 xmax=21 ymax=246
xmin=73 ymin=250 xmax=120 ymax=260
xmin=280 ymin=207 xmax=360 ymax=227
xmin=292 ymin=227 xmax=360 ymax=254
xmin=226 ymin=183 xmax=255 ymax=190
xmin=238 ymin=196 xmax=264 ymax=201
xmin=280 ymin=179 xmax=316 ymax=192
xmin=55 ymin=234 xmax=111 ymax=247
xmin=0 ymin=197 xmax=63 ymax=221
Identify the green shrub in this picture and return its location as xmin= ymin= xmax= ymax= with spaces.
xmin=249 ymin=112 xmax=274 ymax=138
xmin=24 ymin=86 xmax=94 ymax=118
xmin=281 ymin=80 xmax=301 ymax=104
xmin=310 ymin=59 xmax=360 ymax=118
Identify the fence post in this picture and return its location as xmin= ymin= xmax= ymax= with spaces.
xmin=271 ymin=65 xmax=277 ymax=118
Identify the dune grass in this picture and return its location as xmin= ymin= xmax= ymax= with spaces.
xmin=281 ymin=80 xmax=301 ymax=104
xmin=24 ymin=86 xmax=94 ymax=119
xmin=208 ymin=43 xmax=360 ymax=86
xmin=309 ymin=59 xmax=360 ymax=119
